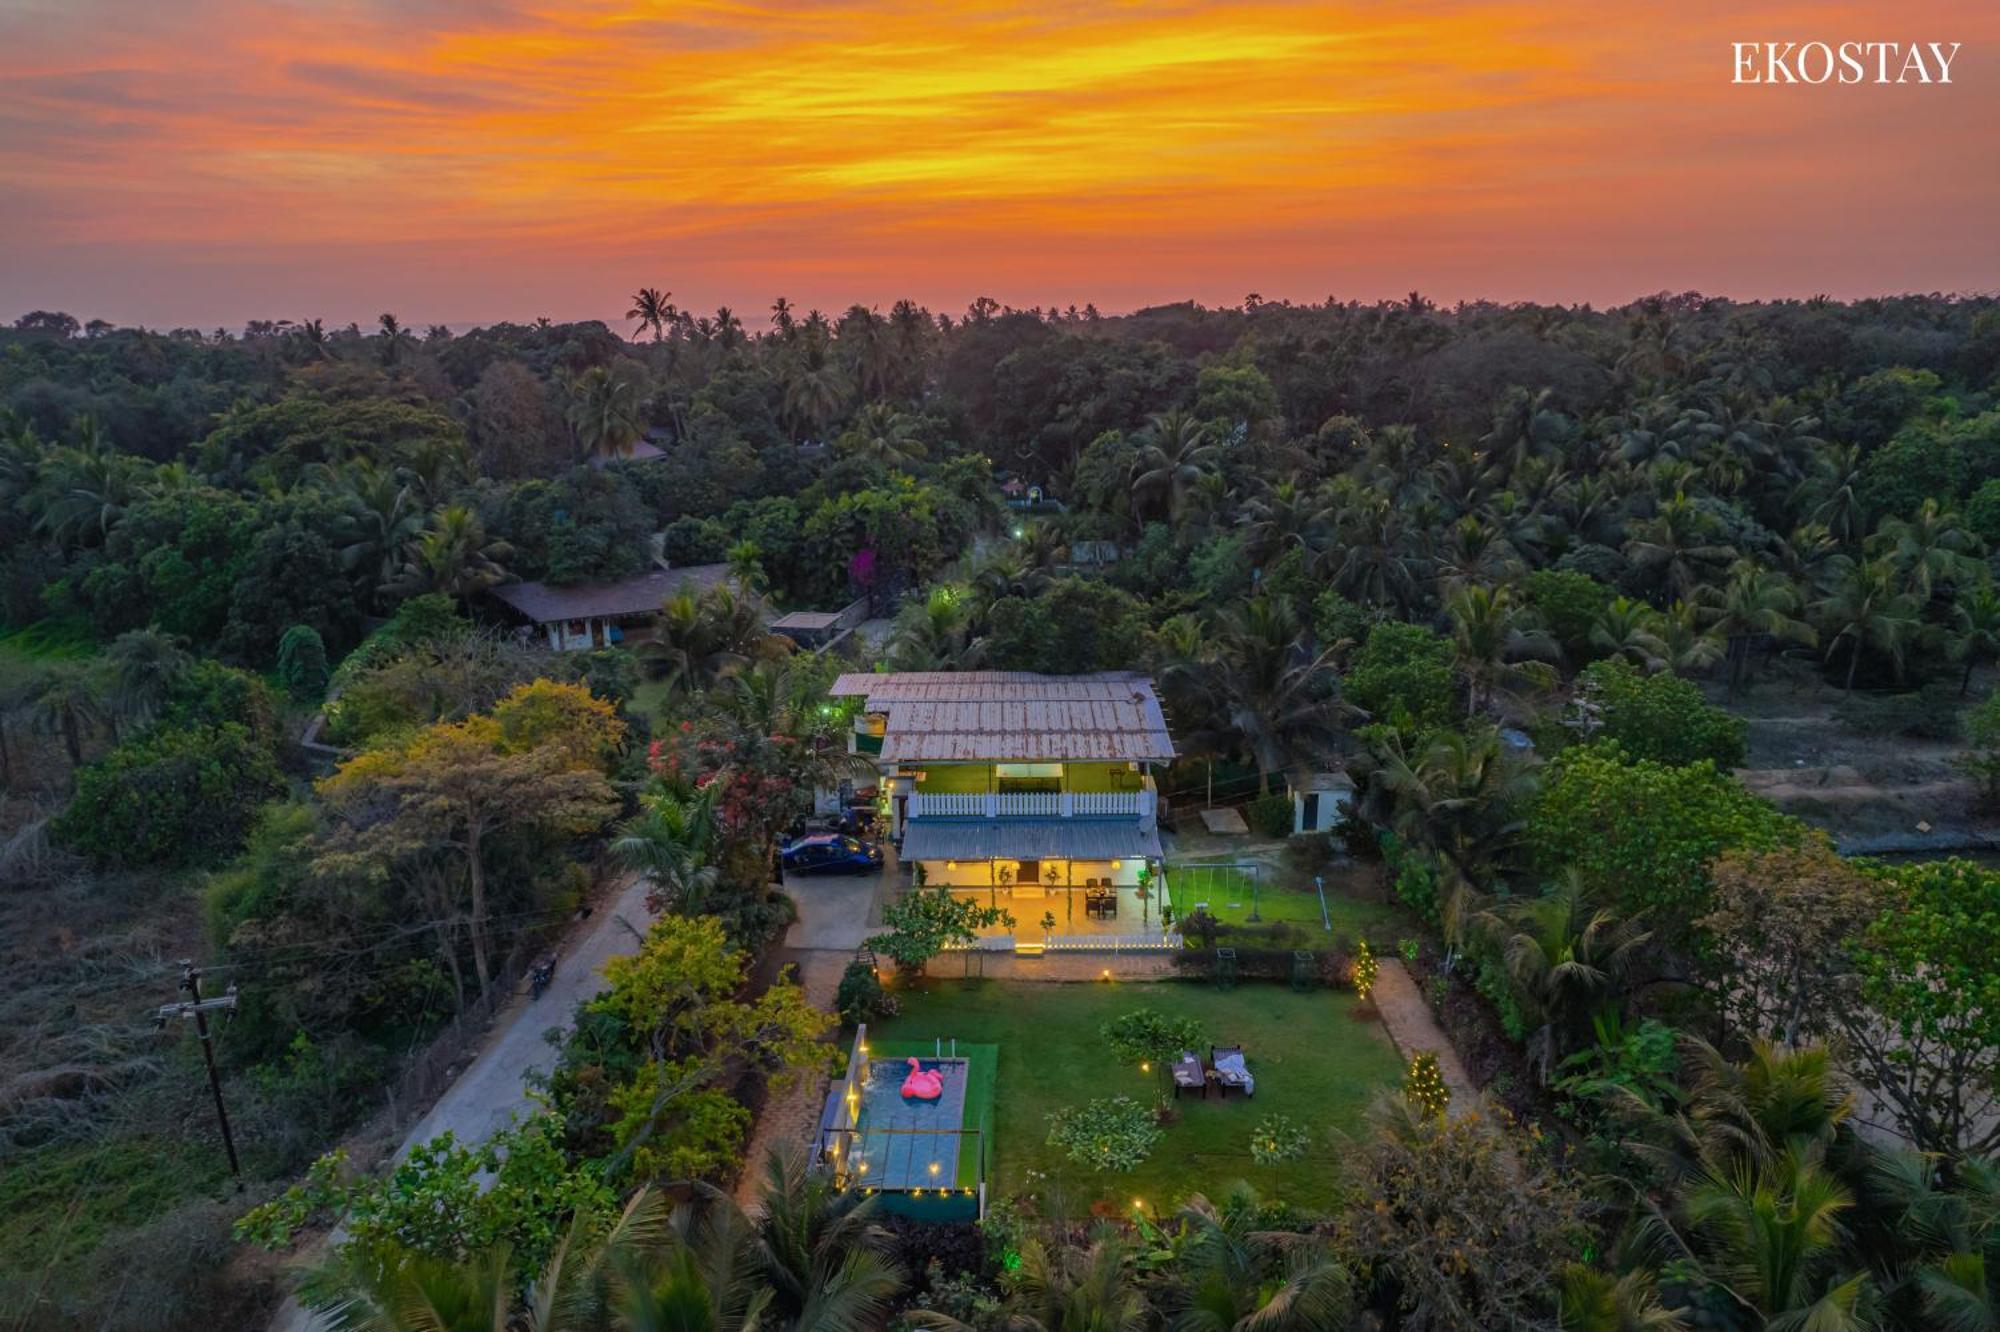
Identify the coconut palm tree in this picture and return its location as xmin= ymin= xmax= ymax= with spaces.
xmin=28 ymin=662 xmax=106 ymax=781
xmin=780 ymin=328 xmax=848 ymax=443
xmin=1952 ymin=582 xmax=2000 ymax=696
xmin=1555 ymin=1268 xmax=1687 ymax=1332
xmin=1871 ymin=499 xmax=1981 ymax=600
xmin=1154 ymin=1186 xmax=1355 ymax=1332
xmin=742 ymin=1147 xmax=903 ymax=1332
xmin=334 ymin=458 xmax=427 ymax=601
xmin=1589 ymin=598 xmax=1670 ymax=672
xmin=1445 ymin=583 xmax=1558 ymax=717
xmin=1812 ymin=556 xmax=1921 ymax=693
xmin=1206 ymin=597 xmax=1345 ymax=795
xmin=627 ymin=288 xmax=675 ymax=342
xmin=376 ymin=312 xmax=414 ymax=368
xmin=566 ymin=365 xmax=649 ymax=462
xmin=1355 ymin=725 xmax=1538 ymax=926
xmin=835 ymin=404 xmax=926 ymax=468
xmin=1700 ymin=561 xmax=1815 ymax=698
xmin=1657 ymin=600 xmax=1727 ymax=676
xmin=642 ymin=584 xmax=790 ymax=696
xmin=886 ymin=584 xmax=975 ymax=671
xmin=613 ymin=785 xmax=722 ymax=915
xmin=102 ymin=627 xmax=192 ymax=729
xmin=917 ymin=1227 xmax=1145 ymax=1332
xmin=388 ymin=505 xmax=514 ymax=603
xmin=1474 ymin=872 xmax=1650 ymax=1082
xmin=1623 ymin=493 xmax=1736 ymax=603
xmin=1130 ymin=410 xmax=1221 ymax=524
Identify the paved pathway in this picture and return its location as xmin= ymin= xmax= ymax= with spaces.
xmin=269 ymin=873 xmax=656 ymax=1331
xmin=1369 ymin=958 xmax=1480 ymax=1111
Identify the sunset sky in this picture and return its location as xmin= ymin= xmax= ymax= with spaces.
xmin=1 ymin=0 xmax=1994 ymax=329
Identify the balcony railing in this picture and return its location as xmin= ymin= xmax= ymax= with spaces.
xmin=906 ymin=790 xmax=1155 ymax=820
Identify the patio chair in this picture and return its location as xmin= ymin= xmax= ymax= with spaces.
xmin=1172 ymin=1050 xmax=1206 ymax=1099
xmin=1211 ymin=1045 xmax=1255 ymax=1098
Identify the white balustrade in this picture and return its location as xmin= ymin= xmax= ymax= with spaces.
xmin=906 ymin=787 xmax=1153 ymax=820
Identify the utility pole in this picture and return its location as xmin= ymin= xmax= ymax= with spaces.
xmin=155 ymin=960 xmax=241 ymax=1180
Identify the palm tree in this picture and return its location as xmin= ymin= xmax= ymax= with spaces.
xmin=1953 ymin=582 xmax=2000 ymax=696
xmin=886 ymin=585 xmax=975 ymax=671
xmin=29 ymin=662 xmax=106 ymax=781
xmin=1623 ymin=493 xmax=1736 ymax=603
xmin=917 ymin=1227 xmax=1145 ymax=1332
xmin=1701 ymin=561 xmax=1815 ymax=698
xmin=836 ymin=404 xmax=926 ymax=468
xmin=1474 ymin=872 xmax=1650 ymax=1082
xmin=1590 ymin=598 xmax=1670 ymax=672
xmin=1555 ymin=1268 xmax=1687 ymax=1332
xmin=642 ymin=584 xmax=790 ymax=696
xmin=1812 ymin=556 xmax=1921 ymax=693
xmin=628 ymin=287 xmax=675 ymax=342
xmin=103 ymin=627 xmax=192 ymax=729
xmin=779 ymin=329 xmax=848 ymax=443
xmin=334 ymin=458 xmax=427 ymax=600
xmin=1356 ymin=725 xmax=1538 ymax=925
xmin=1156 ymin=1186 xmax=1354 ymax=1332
xmin=389 ymin=505 xmax=514 ymax=603
xmin=567 ymin=365 xmax=649 ymax=462
xmin=376 ymin=313 xmax=414 ymax=368
xmin=1871 ymin=499 xmax=1981 ymax=600
xmin=1445 ymin=583 xmax=1558 ymax=716
xmin=1207 ymin=597 xmax=1345 ymax=795
xmin=1130 ymin=410 xmax=1221 ymax=523
xmin=1680 ymin=1156 xmax=1874 ymax=1328
xmin=613 ymin=785 xmax=722 ymax=915
xmin=742 ymin=1147 xmax=903 ymax=1332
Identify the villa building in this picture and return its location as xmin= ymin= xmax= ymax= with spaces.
xmin=830 ymin=671 xmax=1175 ymax=943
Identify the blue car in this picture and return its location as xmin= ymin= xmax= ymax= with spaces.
xmin=780 ymin=833 xmax=884 ymax=876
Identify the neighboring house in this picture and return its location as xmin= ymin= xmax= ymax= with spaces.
xmin=489 ymin=563 xmax=732 ymax=651
xmin=585 ymin=437 xmax=666 ymax=469
xmin=830 ymin=671 xmax=1176 ymax=941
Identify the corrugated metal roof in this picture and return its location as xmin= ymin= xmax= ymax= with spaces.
xmin=900 ymin=819 xmax=1164 ymax=862
xmin=831 ymin=671 xmax=1175 ymax=761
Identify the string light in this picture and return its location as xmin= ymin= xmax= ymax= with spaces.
xmin=1352 ymin=938 xmax=1378 ymax=1003
xmin=1404 ymin=1049 xmax=1449 ymax=1118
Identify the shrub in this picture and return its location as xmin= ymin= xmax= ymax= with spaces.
xmin=1248 ymin=1114 xmax=1309 ymax=1164
xmin=1834 ymin=683 xmax=1965 ymax=740
xmin=1403 ymin=1051 xmax=1450 ymax=1118
xmin=1246 ymin=792 xmax=1293 ymax=838
xmin=1347 ymin=621 xmax=1457 ymax=729
xmin=835 ymin=959 xmax=897 ymax=1026
xmin=54 ymin=723 xmax=283 ymax=869
xmin=1352 ymin=938 xmax=1379 ymax=1001
xmin=1573 ymin=657 xmax=1747 ymax=767
xmin=1044 ymin=1095 xmax=1161 ymax=1172
xmin=276 ymin=624 xmax=330 ymax=701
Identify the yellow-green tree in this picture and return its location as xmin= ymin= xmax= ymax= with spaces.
xmin=317 ymin=681 xmax=622 ymax=993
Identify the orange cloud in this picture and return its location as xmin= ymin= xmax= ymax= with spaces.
xmin=0 ymin=0 xmax=1993 ymax=326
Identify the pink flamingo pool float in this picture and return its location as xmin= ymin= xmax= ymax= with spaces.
xmin=900 ymin=1057 xmax=945 ymax=1101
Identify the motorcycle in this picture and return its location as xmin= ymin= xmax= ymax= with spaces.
xmin=528 ymin=955 xmax=557 ymax=999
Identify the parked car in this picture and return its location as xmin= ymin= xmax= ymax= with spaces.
xmin=781 ymin=833 xmax=884 ymax=876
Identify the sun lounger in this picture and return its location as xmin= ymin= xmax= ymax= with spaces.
xmin=1172 ymin=1050 xmax=1206 ymax=1098
xmin=1211 ymin=1045 xmax=1254 ymax=1097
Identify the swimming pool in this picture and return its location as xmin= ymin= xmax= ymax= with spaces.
xmin=849 ymin=1056 xmax=969 ymax=1189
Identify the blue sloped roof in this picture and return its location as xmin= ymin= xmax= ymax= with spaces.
xmin=899 ymin=819 xmax=1162 ymax=862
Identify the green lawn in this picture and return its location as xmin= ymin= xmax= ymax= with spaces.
xmin=1167 ymin=864 xmax=1400 ymax=938
xmin=862 ymin=979 xmax=1403 ymax=1214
